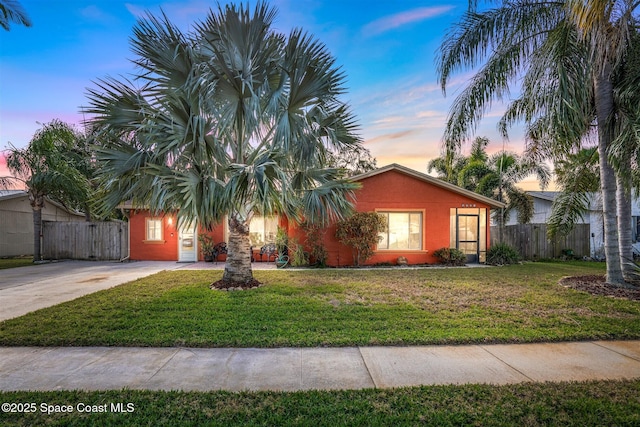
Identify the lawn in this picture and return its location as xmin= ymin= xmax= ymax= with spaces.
xmin=0 ymin=257 xmax=33 ymax=270
xmin=1 ymin=261 xmax=638 ymax=347
xmin=1 ymin=380 xmax=639 ymax=426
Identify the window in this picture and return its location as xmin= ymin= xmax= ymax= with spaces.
xmin=378 ymin=212 xmax=422 ymax=250
xmin=249 ymin=216 xmax=278 ymax=246
xmin=146 ymin=218 xmax=163 ymax=241
xmin=225 ymin=215 xmax=278 ymax=247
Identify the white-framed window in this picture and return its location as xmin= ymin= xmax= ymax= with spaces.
xmin=377 ymin=212 xmax=422 ymax=250
xmin=225 ymin=215 xmax=278 ymax=247
xmin=146 ymin=218 xmax=163 ymax=241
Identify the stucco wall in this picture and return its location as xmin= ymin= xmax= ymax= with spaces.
xmin=127 ymin=169 xmax=495 ymax=265
xmin=317 ymin=169 xmax=493 ymax=266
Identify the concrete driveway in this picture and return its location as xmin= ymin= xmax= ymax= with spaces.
xmin=0 ymin=260 xmax=184 ymax=321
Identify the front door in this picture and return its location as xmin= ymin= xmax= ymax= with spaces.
xmin=178 ymin=222 xmax=197 ymax=262
xmin=457 ymin=214 xmax=479 ymax=263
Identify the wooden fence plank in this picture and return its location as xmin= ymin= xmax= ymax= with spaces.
xmin=42 ymin=221 xmax=128 ymax=261
xmin=490 ymin=223 xmax=590 ymax=260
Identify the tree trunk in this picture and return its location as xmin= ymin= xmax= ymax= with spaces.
xmin=32 ymin=206 xmax=42 ymax=262
xmin=222 ymin=214 xmax=254 ymax=284
xmin=29 ymin=192 xmax=45 ymax=262
xmin=593 ymin=69 xmax=624 ymax=285
xmin=616 ymin=173 xmax=635 ymax=283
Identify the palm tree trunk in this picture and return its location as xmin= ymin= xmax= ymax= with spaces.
xmin=593 ymin=69 xmax=624 ymax=285
xmin=616 ymin=173 xmax=635 ymax=283
xmin=223 ymin=213 xmax=254 ymax=284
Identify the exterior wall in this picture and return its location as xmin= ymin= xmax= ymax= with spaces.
xmin=127 ymin=170 xmax=495 ymax=265
xmin=128 ymin=212 xmax=179 ymax=261
xmin=128 ymin=211 xmax=230 ymax=261
xmin=0 ymin=194 xmax=85 ymax=258
xmin=315 ymin=169 xmax=493 ymax=266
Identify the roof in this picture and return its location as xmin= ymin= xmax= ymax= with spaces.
xmin=0 ymin=189 xmax=27 ymax=201
xmin=0 ymin=190 xmax=85 ymax=217
xmin=351 ymin=163 xmax=507 ymax=209
xmin=526 ymin=191 xmax=560 ymax=202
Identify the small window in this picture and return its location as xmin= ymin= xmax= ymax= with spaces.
xmin=378 ymin=212 xmax=422 ymax=250
xmin=146 ymin=218 xmax=163 ymax=241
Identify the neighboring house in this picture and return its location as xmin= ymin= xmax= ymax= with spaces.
xmin=0 ymin=190 xmax=85 ymax=257
xmin=504 ymin=191 xmax=640 ymax=259
xmin=123 ymin=164 xmax=505 ymax=265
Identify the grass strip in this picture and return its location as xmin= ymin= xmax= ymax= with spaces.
xmin=1 ymin=380 xmax=639 ymax=426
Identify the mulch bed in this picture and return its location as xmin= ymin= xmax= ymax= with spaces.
xmin=210 ymin=278 xmax=263 ymax=291
xmin=559 ymin=275 xmax=640 ymax=301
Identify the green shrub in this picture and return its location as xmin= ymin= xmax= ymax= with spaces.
xmin=486 ymin=243 xmax=521 ymax=265
xmin=302 ymin=221 xmax=328 ymax=267
xmin=289 ymin=237 xmax=309 ymax=267
xmin=336 ymin=212 xmax=387 ymax=266
xmin=433 ymin=247 xmax=466 ymax=266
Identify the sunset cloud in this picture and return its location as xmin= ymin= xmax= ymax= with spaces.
xmin=362 ymin=6 xmax=455 ymax=37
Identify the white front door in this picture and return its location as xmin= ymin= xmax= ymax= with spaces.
xmin=178 ymin=222 xmax=197 ymax=262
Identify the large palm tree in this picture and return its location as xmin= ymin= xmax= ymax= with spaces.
xmin=0 ymin=120 xmax=90 ymax=260
xmin=0 ymin=0 xmax=31 ymax=31
xmin=86 ymin=3 xmax=362 ymax=285
xmin=438 ymin=0 xmax=639 ymax=286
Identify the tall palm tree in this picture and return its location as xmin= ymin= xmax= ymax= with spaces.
xmin=0 ymin=0 xmax=31 ymax=31
xmin=0 ymin=120 xmax=90 ymax=260
xmin=438 ymin=0 xmax=639 ymax=286
xmin=85 ymin=3 xmax=362 ymax=285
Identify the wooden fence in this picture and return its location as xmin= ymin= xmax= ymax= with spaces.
xmin=490 ymin=223 xmax=590 ymax=260
xmin=42 ymin=221 xmax=128 ymax=261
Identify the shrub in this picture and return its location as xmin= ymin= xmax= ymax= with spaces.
xmin=289 ymin=237 xmax=309 ymax=267
xmin=302 ymin=221 xmax=328 ymax=267
xmin=433 ymin=247 xmax=466 ymax=266
xmin=336 ymin=212 xmax=387 ymax=266
xmin=486 ymin=243 xmax=521 ymax=265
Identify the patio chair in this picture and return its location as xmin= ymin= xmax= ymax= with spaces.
xmin=212 ymin=242 xmax=227 ymax=263
xmin=259 ymin=243 xmax=277 ymax=262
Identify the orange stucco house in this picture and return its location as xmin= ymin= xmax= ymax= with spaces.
xmin=124 ymin=164 xmax=505 ymax=265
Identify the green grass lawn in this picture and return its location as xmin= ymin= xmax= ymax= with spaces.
xmin=1 ymin=380 xmax=639 ymax=426
xmin=1 ymin=261 xmax=638 ymax=347
xmin=2 ymin=261 xmax=639 ymax=426
xmin=0 ymin=257 xmax=33 ymax=270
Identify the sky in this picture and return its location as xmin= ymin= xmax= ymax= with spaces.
xmin=0 ymin=0 xmax=542 ymax=189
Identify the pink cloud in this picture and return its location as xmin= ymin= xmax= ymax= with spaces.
xmin=362 ymin=6 xmax=455 ymax=36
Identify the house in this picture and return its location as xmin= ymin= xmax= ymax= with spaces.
xmin=0 ymin=190 xmax=86 ymax=257
xmin=504 ymin=191 xmax=640 ymax=259
xmin=122 ymin=164 xmax=505 ymax=265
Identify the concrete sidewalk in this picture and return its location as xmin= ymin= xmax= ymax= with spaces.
xmin=1 ymin=341 xmax=639 ymax=392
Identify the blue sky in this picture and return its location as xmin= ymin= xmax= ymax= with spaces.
xmin=0 ymin=0 xmax=537 ymax=188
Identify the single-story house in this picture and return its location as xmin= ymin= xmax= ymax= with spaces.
xmin=0 ymin=190 xmax=86 ymax=257
xmin=504 ymin=191 xmax=640 ymax=259
xmin=122 ymin=164 xmax=505 ymax=265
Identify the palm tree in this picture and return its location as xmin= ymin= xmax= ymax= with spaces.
xmin=429 ymin=136 xmax=549 ymax=228
xmin=85 ymin=3 xmax=362 ymax=286
xmin=438 ymin=0 xmax=639 ymax=286
xmin=0 ymin=0 xmax=31 ymax=31
xmin=0 ymin=120 xmax=90 ymax=260
xmin=547 ymin=148 xmax=601 ymax=237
